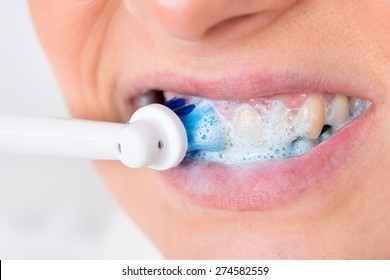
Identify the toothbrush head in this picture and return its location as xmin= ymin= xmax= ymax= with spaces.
xmin=164 ymin=97 xmax=224 ymax=156
xmin=125 ymin=102 xmax=188 ymax=170
xmin=122 ymin=97 xmax=223 ymax=171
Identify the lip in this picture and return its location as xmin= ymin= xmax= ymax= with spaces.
xmin=161 ymin=105 xmax=374 ymax=210
xmin=119 ymin=67 xmax=380 ymax=102
xmin=118 ymin=69 xmax=378 ymax=210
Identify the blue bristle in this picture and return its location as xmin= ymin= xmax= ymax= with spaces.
xmin=164 ymin=97 xmax=186 ymax=111
xmin=174 ymin=104 xmax=196 ymax=117
xmin=164 ymin=98 xmax=224 ymax=155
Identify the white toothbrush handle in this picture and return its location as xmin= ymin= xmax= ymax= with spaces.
xmin=0 ymin=113 xmax=123 ymax=159
xmin=0 ymin=104 xmax=188 ymax=170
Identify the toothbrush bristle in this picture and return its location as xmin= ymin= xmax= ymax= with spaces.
xmin=164 ymin=97 xmax=187 ymax=111
xmin=164 ymin=97 xmax=195 ymax=117
xmin=164 ymin=98 xmax=224 ymax=155
xmin=174 ymin=104 xmax=196 ymax=118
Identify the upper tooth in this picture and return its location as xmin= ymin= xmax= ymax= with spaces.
xmin=326 ymin=94 xmax=350 ymax=129
xmin=298 ymin=95 xmax=326 ymax=139
xmin=233 ymin=105 xmax=261 ymax=138
xmin=349 ymin=97 xmax=370 ymax=118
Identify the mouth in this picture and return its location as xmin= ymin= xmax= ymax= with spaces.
xmin=119 ymin=71 xmax=376 ymax=210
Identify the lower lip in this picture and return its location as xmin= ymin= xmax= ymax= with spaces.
xmin=161 ymin=107 xmax=373 ymax=210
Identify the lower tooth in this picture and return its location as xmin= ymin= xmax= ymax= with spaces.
xmin=292 ymin=138 xmax=320 ymax=156
xmin=319 ymin=127 xmax=332 ymax=142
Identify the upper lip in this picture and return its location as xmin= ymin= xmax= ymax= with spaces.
xmin=119 ymin=67 xmax=378 ymax=104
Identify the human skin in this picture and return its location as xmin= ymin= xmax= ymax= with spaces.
xmin=29 ymin=0 xmax=390 ymax=259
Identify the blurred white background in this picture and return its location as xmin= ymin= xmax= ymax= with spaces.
xmin=0 ymin=1 xmax=162 ymax=259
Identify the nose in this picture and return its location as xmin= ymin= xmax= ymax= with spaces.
xmin=124 ymin=0 xmax=298 ymax=41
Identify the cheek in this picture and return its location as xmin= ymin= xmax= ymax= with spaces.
xmin=361 ymin=1 xmax=390 ymax=28
xmin=94 ymin=161 xmax=177 ymax=247
xmin=355 ymin=1 xmax=390 ymax=55
xmin=29 ymin=0 xmax=121 ymax=120
xmin=28 ymin=0 xmax=100 ymax=71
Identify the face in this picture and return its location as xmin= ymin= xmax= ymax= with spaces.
xmin=29 ymin=0 xmax=390 ymax=259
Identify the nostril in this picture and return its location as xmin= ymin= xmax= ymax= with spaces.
xmin=124 ymin=0 xmax=298 ymax=41
xmin=206 ymin=11 xmax=262 ymax=34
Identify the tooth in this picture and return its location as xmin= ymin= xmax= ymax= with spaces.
xmin=273 ymin=104 xmax=297 ymax=144
xmin=326 ymin=94 xmax=350 ymax=129
xmin=233 ymin=105 xmax=261 ymax=138
xmin=298 ymin=95 xmax=326 ymax=139
xmin=349 ymin=97 xmax=370 ymax=118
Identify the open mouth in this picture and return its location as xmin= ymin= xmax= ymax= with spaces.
xmin=121 ymin=72 xmax=376 ymax=210
xmin=130 ymin=89 xmax=370 ymax=164
xmin=161 ymin=91 xmax=371 ymax=164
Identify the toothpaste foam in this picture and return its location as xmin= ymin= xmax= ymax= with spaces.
xmin=188 ymin=99 xmax=312 ymax=165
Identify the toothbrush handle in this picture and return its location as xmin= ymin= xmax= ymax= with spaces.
xmin=0 ymin=113 xmax=123 ymax=160
xmin=0 ymin=103 xmax=187 ymax=170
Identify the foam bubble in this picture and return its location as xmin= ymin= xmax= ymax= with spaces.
xmin=189 ymin=99 xmax=313 ymax=164
xmin=181 ymin=96 xmax=369 ymax=165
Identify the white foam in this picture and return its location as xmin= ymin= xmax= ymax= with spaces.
xmin=182 ymin=96 xmax=368 ymax=165
xmin=350 ymin=98 xmax=371 ymax=119
xmin=190 ymin=99 xmax=313 ymax=164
